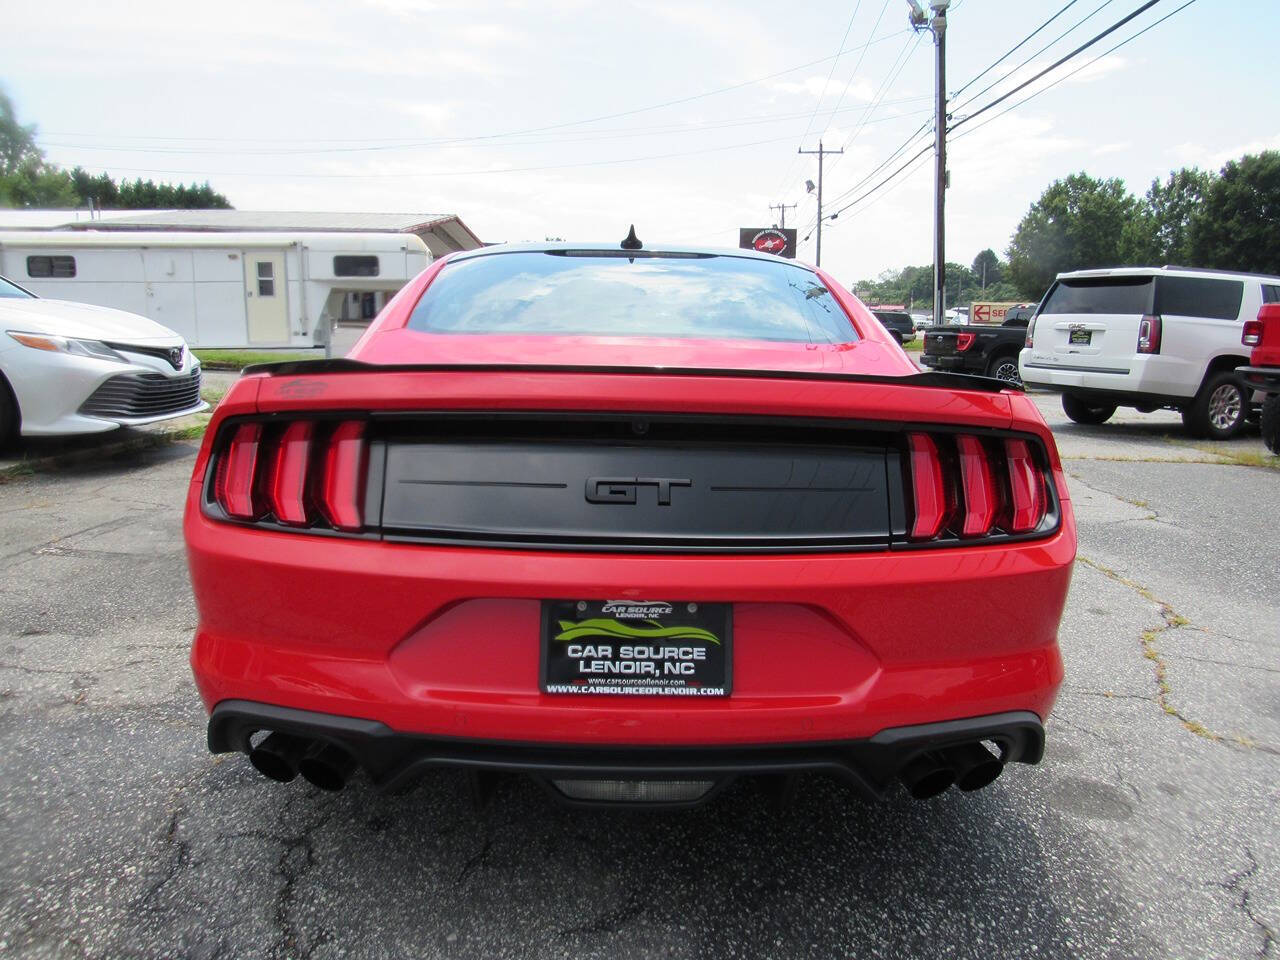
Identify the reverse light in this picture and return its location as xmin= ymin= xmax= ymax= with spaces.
xmin=319 ymin=421 xmax=368 ymax=532
xmin=1242 ymin=319 xmax=1263 ymax=348
xmin=956 ymin=332 xmax=976 ymax=352
xmin=956 ymin=435 xmax=997 ymax=537
xmin=267 ymin=421 xmax=316 ymax=526
xmin=215 ymin=423 xmax=265 ymax=520
xmin=1137 ymin=314 xmax=1162 ymax=354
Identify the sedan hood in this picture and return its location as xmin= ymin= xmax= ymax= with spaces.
xmin=350 ymin=329 xmax=919 ymax=378
xmin=0 ymin=298 xmax=182 ymax=343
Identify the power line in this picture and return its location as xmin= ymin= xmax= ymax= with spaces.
xmin=821 ymin=116 xmax=933 ymax=208
xmin=951 ymin=0 xmax=1083 ymax=99
xmin=819 ymin=141 xmax=934 ymax=224
xmin=950 ymin=0 xmax=1164 ymax=133
xmin=952 ymin=0 xmax=1198 ymax=142
xmin=952 ymin=0 xmax=1118 ymax=114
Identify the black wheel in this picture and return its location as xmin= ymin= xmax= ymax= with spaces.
xmin=1182 ymin=370 xmax=1248 ymax=440
xmin=1062 ymin=393 xmax=1116 ymax=425
xmin=0 ymin=373 xmax=18 ymax=450
xmin=986 ymin=352 xmax=1023 ymax=387
xmin=1262 ymin=394 xmax=1280 ymax=455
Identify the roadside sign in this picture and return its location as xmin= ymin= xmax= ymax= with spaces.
xmin=739 ymin=227 xmax=797 ymax=259
xmin=970 ymin=301 xmax=1021 ymax=325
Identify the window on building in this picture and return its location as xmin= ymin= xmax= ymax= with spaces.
xmin=27 ymin=255 xmax=76 ymax=278
xmin=256 ymin=260 xmax=275 ymax=297
xmin=334 ymin=255 xmax=380 ymax=277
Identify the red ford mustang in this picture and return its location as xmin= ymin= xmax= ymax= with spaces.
xmin=184 ymin=238 xmax=1074 ymax=808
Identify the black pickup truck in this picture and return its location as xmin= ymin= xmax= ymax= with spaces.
xmin=920 ymin=313 xmax=1030 ymax=386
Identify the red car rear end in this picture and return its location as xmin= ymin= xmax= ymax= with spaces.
xmin=184 ymin=242 xmax=1074 ymax=808
xmin=1242 ymin=302 xmax=1280 ymax=453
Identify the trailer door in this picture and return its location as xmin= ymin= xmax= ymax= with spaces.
xmin=244 ymin=251 xmax=289 ymax=344
xmin=141 ymin=249 xmax=197 ymax=342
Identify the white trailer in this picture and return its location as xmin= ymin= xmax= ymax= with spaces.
xmin=0 ymin=230 xmax=431 ymax=349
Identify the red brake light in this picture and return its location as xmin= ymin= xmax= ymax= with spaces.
xmin=319 ymin=421 xmax=368 ymax=532
xmin=267 ymin=421 xmax=315 ymax=526
xmin=1137 ymin=314 xmax=1161 ymax=354
xmin=1025 ymin=317 xmax=1035 ymax=349
xmin=907 ymin=433 xmax=948 ymax=540
xmin=215 ymin=423 xmax=265 ymax=520
xmin=1004 ymin=439 xmax=1046 ymax=533
xmin=1242 ymin=319 xmax=1263 ymax=347
xmin=956 ymin=332 xmax=976 ymax=352
xmin=956 ymin=435 xmax=997 ymax=537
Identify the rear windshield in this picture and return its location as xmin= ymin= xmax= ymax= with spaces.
xmin=874 ymin=311 xmax=911 ymax=325
xmin=406 ymin=251 xmax=857 ymax=343
xmin=1041 ymin=277 xmax=1154 ymax=315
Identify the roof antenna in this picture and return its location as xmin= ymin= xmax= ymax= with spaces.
xmin=620 ymin=224 xmax=642 ymax=250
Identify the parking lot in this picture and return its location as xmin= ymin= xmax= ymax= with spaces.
xmin=0 ymin=395 xmax=1276 ymax=960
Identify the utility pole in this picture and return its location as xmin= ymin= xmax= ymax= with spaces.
xmin=769 ymin=202 xmax=797 ymax=228
xmin=798 ymin=140 xmax=843 ymax=267
xmin=909 ymin=0 xmax=949 ymax=326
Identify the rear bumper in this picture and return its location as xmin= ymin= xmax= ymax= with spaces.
xmin=1019 ymin=349 xmax=1197 ymax=401
xmin=186 ymin=502 xmax=1073 ymax=748
xmin=209 ymin=699 xmax=1045 ymax=800
xmin=1240 ymin=365 xmax=1280 ymax=394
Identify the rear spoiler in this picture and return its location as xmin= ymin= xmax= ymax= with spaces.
xmin=240 ymin=359 xmax=1017 ymax=393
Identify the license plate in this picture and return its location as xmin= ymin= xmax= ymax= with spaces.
xmin=1069 ymin=329 xmax=1092 ymax=345
xmin=541 ymin=600 xmax=732 ymax=697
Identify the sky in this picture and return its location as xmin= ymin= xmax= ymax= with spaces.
xmin=3 ymin=0 xmax=1278 ymax=286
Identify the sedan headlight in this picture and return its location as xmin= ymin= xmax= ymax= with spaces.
xmin=7 ymin=332 xmax=128 ymax=363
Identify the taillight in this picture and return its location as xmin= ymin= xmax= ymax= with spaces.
xmin=319 ymin=422 xmax=368 ymax=532
xmin=214 ymin=423 xmax=265 ymax=520
xmin=908 ymin=433 xmax=949 ymax=540
xmin=1137 ymin=314 xmax=1161 ymax=354
xmin=212 ymin=420 xmax=367 ymax=532
xmin=907 ymin=432 xmax=1052 ymax=542
xmin=956 ymin=332 xmax=976 ymax=352
xmin=1025 ymin=317 xmax=1035 ymax=349
xmin=267 ymin=421 xmax=315 ymax=526
xmin=956 ymin=435 xmax=997 ymax=537
xmin=1242 ymin=319 xmax=1263 ymax=347
xmin=1004 ymin=439 xmax=1046 ymax=533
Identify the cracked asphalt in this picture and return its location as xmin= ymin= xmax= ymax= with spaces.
xmin=0 ymin=397 xmax=1276 ymax=959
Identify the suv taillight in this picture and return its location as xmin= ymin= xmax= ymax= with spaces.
xmin=906 ymin=432 xmax=1051 ymax=542
xmin=213 ymin=420 xmax=368 ymax=530
xmin=1137 ymin=314 xmax=1162 ymax=354
xmin=1242 ymin=319 xmax=1263 ymax=347
xmin=1025 ymin=317 xmax=1035 ymax=349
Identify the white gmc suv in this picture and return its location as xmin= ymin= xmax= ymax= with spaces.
xmin=1020 ymin=266 xmax=1280 ymax=439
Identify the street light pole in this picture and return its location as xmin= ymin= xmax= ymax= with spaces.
xmin=798 ymin=140 xmax=843 ymax=267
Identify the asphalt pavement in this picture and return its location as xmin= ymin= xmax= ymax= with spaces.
xmin=0 ymin=396 xmax=1276 ymax=959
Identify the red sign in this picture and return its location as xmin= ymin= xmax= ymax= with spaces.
xmin=972 ymin=304 xmax=991 ymax=323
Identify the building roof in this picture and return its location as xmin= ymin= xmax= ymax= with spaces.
xmin=0 ymin=209 xmax=483 ymax=255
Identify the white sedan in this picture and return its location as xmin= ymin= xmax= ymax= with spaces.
xmin=0 ymin=275 xmax=206 ymax=441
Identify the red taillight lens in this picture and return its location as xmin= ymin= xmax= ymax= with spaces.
xmin=214 ymin=423 xmax=265 ymax=520
xmin=267 ymin=421 xmax=315 ymax=526
xmin=956 ymin=332 xmax=976 ymax=352
xmin=907 ymin=433 xmax=948 ymax=540
xmin=956 ymin=435 xmax=997 ymax=537
xmin=319 ymin=421 xmax=368 ymax=532
xmin=1025 ymin=317 xmax=1036 ymax=349
xmin=1242 ymin=319 xmax=1263 ymax=348
xmin=1137 ymin=314 xmax=1162 ymax=354
xmin=1004 ymin=439 xmax=1046 ymax=533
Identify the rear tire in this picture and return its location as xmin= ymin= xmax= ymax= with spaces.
xmin=986 ymin=352 xmax=1023 ymax=387
xmin=1062 ymin=393 xmax=1116 ymax=425
xmin=1262 ymin=394 xmax=1280 ymax=455
xmin=1182 ymin=370 xmax=1248 ymax=440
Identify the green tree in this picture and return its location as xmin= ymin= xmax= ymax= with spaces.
xmin=1188 ymin=151 xmax=1280 ymax=275
xmin=1123 ymin=167 xmax=1214 ymax=265
xmin=1006 ymin=173 xmax=1140 ymax=299
xmin=0 ymin=89 xmax=41 ymax=177
xmin=971 ymin=248 xmax=1003 ymax=289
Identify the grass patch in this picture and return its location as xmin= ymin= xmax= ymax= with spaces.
xmin=901 ymin=340 xmax=924 ymax=353
xmin=195 ymin=349 xmax=318 ymax=370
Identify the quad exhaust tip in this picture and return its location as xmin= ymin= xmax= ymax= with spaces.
xmin=248 ymin=733 xmax=359 ymax=790
xmin=899 ymin=742 xmax=1005 ymax=799
xmin=298 ymin=743 xmax=358 ymax=792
